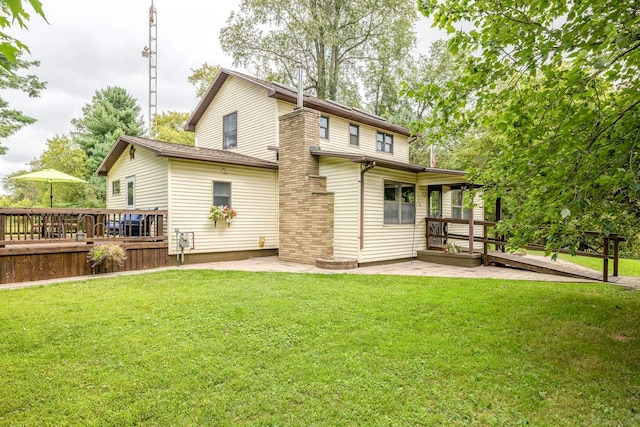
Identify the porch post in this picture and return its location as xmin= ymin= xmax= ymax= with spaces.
xmin=468 ymin=185 xmax=474 ymax=254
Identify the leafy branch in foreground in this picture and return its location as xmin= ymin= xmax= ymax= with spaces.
xmin=414 ymin=0 xmax=640 ymax=251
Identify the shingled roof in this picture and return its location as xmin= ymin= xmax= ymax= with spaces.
xmin=185 ymin=68 xmax=411 ymax=137
xmin=96 ymin=135 xmax=278 ymax=176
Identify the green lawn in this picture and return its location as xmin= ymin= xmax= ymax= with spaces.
xmin=1 ymin=271 xmax=639 ymax=426
xmin=529 ymin=251 xmax=640 ymax=277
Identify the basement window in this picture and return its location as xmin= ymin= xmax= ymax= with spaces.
xmin=384 ymin=181 xmax=415 ymax=224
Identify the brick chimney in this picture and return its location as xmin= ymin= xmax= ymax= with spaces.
xmin=278 ymin=107 xmax=334 ymax=264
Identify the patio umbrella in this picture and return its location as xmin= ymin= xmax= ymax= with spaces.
xmin=10 ymin=168 xmax=87 ymax=207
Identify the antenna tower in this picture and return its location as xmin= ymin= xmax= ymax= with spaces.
xmin=142 ymin=1 xmax=157 ymax=134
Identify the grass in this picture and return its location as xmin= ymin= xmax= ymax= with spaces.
xmin=529 ymin=251 xmax=640 ymax=277
xmin=1 ymin=270 xmax=639 ymax=426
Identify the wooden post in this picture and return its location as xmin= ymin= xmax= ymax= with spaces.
xmin=0 ymin=213 xmax=5 ymax=247
xmin=603 ymin=236 xmax=609 ymax=283
xmin=483 ymin=224 xmax=488 ymax=266
xmin=157 ymin=214 xmax=164 ymax=241
xmin=468 ymin=185 xmax=474 ymax=254
xmin=613 ymin=235 xmax=619 ymax=277
xmin=425 ymin=218 xmax=430 ymax=250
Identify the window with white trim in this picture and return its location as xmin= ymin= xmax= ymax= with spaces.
xmin=223 ymin=112 xmax=237 ymax=149
xmin=213 ymin=181 xmax=232 ymax=207
xmin=112 ymin=180 xmax=120 ymax=195
xmin=451 ymin=188 xmax=469 ymax=220
xmin=384 ymin=181 xmax=415 ymax=224
xmin=376 ymin=131 xmax=393 ymax=153
xmin=320 ymin=116 xmax=329 ymax=139
xmin=126 ymin=176 xmax=135 ymax=208
xmin=349 ymin=124 xmax=359 ymax=146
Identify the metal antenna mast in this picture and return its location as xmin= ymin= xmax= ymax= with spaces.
xmin=142 ymin=1 xmax=157 ymax=134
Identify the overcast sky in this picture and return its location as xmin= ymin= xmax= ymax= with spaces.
xmin=0 ymin=0 xmax=444 ymax=192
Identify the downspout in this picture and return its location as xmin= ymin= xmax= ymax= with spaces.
xmin=360 ymin=161 xmax=376 ymax=250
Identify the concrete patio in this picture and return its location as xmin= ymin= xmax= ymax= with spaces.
xmin=3 ymin=254 xmax=639 ymax=291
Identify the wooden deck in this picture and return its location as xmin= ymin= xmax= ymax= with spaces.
xmin=0 ymin=208 xmax=169 ymax=284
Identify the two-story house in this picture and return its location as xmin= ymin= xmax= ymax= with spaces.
xmin=97 ymin=69 xmax=482 ymax=266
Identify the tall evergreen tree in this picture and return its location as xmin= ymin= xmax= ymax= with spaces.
xmin=71 ymin=86 xmax=144 ymax=173
xmin=71 ymin=86 xmax=144 ymax=206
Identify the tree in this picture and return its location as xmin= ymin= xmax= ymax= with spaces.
xmin=71 ymin=86 xmax=144 ymax=206
xmin=0 ymin=0 xmax=47 ymax=154
xmin=151 ymin=111 xmax=194 ymax=146
xmin=29 ymin=135 xmax=89 ymax=206
xmin=220 ymin=0 xmax=417 ymax=104
xmin=0 ymin=54 xmax=45 ymax=154
xmin=188 ymin=63 xmax=220 ymax=98
xmin=0 ymin=0 xmax=46 ymax=65
xmin=2 ymin=169 xmax=40 ymax=206
xmin=72 ymin=86 xmax=144 ymax=173
xmin=416 ymin=0 xmax=640 ymax=252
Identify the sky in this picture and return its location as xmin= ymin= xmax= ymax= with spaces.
xmin=0 ymin=0 xmax=445 ymax=192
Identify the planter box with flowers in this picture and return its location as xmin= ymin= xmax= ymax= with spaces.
xmin=417 ymin=242 xmax=482 ymax=268
xmin=87 ymin=243 xmax=127 ymax=274
xmin=208 ymin=205 xmax=237 ymax=227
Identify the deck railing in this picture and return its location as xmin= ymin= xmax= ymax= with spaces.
xmin=0 ymin=208 xmax=167 ymax=247
xmin=425 ymin=217 xmax=624 ymax=282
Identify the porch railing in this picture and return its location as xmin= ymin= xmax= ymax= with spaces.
xmin=425 ymin=217 xmax=624 ymax=282
xmin=0 ymin=208 xmax=167 ymax=247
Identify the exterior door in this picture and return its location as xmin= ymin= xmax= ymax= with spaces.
xmin=428 ymin=185 xmax=442 ymax=246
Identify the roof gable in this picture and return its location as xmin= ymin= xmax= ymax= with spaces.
xmin=96 ymin=135 xmax=278 ymax=176
xmin=185 ymin=68 xmax=411 ymax=136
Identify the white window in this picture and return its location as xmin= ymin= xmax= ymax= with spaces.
xmin=349 ymin=124 xmax=359 ymax=146
xmin=112 ymin=180 xmax=120 ymax=195
xmin=320 ymin=116 xmax=329 ymax=139
xmin=451 ymin=188 xmax=469 ymax=220
xmin=376 ymin=132 xmax=393 ymax=153
xmin=223 ymin=112 xmax=237 ymax=149
xmin=213 ymin=181 xmax=232 ymax=207
xmin=384 ymin=181 xmax=415 ymax=224
xmin=126 ymin=176 xmax=135 ymax=208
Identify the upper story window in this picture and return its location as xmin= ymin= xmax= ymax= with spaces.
xmin=213 ymin=181 xmax=232 ymax=207
xmin=320 ymin=116 xmax=329 ymax=139
xmin=451 ymin=188 xmax=469 ymax=220
xmin=112 ymin=180 xmax=120 ymax=195
xmin=223 ymin=112 xmax=237 ymax=149
xmin=384 ymin=181 xmax=415 ymax=224
xmin=376 ymin=132 xmax=393 ymax=153
xmin=349 ymin=124 xmax=359 ymax=146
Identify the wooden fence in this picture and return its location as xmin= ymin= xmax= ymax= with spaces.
xmin=0 ymin=208 xmax=169 ymax=285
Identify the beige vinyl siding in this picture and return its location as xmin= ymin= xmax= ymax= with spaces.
xmin=319 ymin=158 xmax=360 ymax=259
xmin=167 ymin=159 xmax=278 ymax=255
xmin=277 ymin=100 xmax=410 ymax=163
xmin=195 ymin=76 xmax=278 ymax=162
xmin=106 ymin=145 xmax=168 ymax=210
xmin=360 ymin=168 xmax=426 ymax=263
